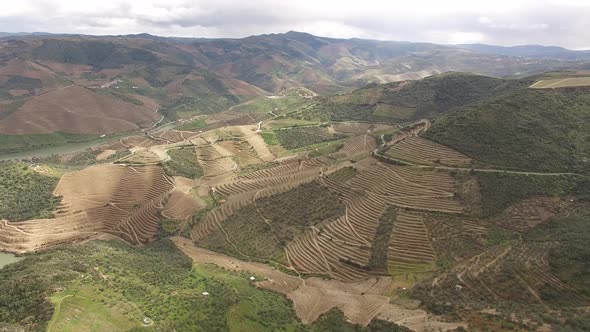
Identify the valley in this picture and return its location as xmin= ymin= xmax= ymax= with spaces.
xmin=0 ymin=32 xmax=589 ymax=332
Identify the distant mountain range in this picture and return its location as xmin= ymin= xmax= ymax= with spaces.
xmin=458 ymin=43 xmax=590 ymax=61
xmin=3 ymin=30 xmax=590 ymax=62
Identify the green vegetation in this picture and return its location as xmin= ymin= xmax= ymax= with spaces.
xmin=159 ymin=218 xmax=184 ymax=237
xmin=476 ymin=172 xmax=589 ymax=217
xmin=48 ymin=285 xmax=143 ymax=332
xmin=526 ymin=206 xmax=590 ymax=306
xmin=303 ymin=73 xmax=527 ymax=123
xmin=0 ymin=238 xmax=417 ymax=332
xmin=369 ymin=206 xmax=396 ymax=271
xmin=260 ymin=131 xmax=279 ymax=146
xmin=198 ymin=205 xmax=284 ymax=262
xmin=415 ymin=204 xmax=590 ymax=330
xmin=199 ymin=181 xmax=345 ymax=261
xmin=0 ymin=240 xmax=305 ymax=331
xmin=309 ymin=309 xmax=412 ymax=332
xmin=308 ymin=142 xmax=343 ymax=157
xmin=274 ymin=127 xmax=343 ymax=149
xmin=326 ymin=167 xmax=358 ymax=183
xmin=162 ymin=148 xmax=203 ymax=179
xmin=35 ymin=149 xmax=131 ymax=168
xmin=5 ymin=75 xmax=42 ymax=91
xmin=32 ymin=39 xmax=157 ymax=68
xmin=425 ymin=87 xmax=590 ymax=174
xmin=0 ymin=161 xmax=61 ymax=221
xmin=257 ymin=181 xmax=345 ymax=234
xmin=232 ymin=96 xmax=310 ymax=116
xmin=176 ymin=118 xmax=207 ymax=131
xmin=0 ymin=132 xmax=101 ymax=155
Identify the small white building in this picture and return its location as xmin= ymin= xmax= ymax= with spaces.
xmin=202 ymin=291 xmax=210 ymax=296
xmin=249 ymin=276 xmax=256 ymax=281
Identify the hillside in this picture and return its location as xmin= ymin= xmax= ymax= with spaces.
xmin=1 ymin=32 xmax=588 ymax=141
xmin=303 ymin=73 xmax=529 ymax=122
xmin=424 ymin=86 xmax=590 ymax=174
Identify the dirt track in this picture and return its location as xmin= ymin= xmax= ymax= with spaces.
xmin=172 ymin=237 xmax=465 ymax=330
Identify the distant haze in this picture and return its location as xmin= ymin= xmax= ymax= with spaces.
xmin=1 ymin=0 xmax=590 ymax=49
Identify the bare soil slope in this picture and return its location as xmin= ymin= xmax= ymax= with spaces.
xmin=0 ymin=85 xmax=159 ymax=134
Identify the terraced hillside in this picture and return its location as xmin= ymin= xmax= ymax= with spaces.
xmin=0 ymin=164 xmax=177 ymax=253
xmin=1 ymin=70 xmax=590 ymax=331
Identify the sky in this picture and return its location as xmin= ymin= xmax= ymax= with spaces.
xmin=1 ymin=0 xmax=589 ymax=49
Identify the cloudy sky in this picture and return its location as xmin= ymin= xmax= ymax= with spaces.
xmin=1 ymin=0 xmax=589 ymax=49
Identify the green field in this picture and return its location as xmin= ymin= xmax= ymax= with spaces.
xmin=274 ymin=127 xmax=343 ymax=149
xmin=48 ymin=286 xmax=144 ymax=332
xmin=175 ymin=118 xmax=207 ymax=131
xmin=0 ymin=238 xmax=410 ymax=331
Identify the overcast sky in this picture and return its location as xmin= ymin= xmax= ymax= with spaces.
xmin=1 ymin=0 xmax=589 ymax=49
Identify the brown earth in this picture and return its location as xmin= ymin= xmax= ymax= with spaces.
xmin=172 ymin=237 xmax=465 ymax=330
xmin=0 ymin=85 xmax=159 ymax=134
xmin=0 ymin=164 xmax=175 ymax=253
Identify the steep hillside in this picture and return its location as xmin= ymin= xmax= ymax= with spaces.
xmin=302 ymin=73 xmax=528 ymax=123
xmin=424 ymin=86 xmax=590 ymax=174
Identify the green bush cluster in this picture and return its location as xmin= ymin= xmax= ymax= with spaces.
xmin=368 ymin=206 xmax=397 ymax=271
xmin=162 ymin=148 xmax=203 ymax=179
xmin=0 ymin=161 xmax=61 ymax=221
xmin=274 ymin=127 xmax=342 ymax=149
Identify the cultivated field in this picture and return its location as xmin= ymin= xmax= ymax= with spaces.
xmin=0 ymin=86 xmax=159 ymax=135
xmin=385 ymin=136 xmax=472 ymax=167
xmin=0 ymin=164 xmax=180 ymax=253
xmin=529 ymin=77 xmax=590 ymax=89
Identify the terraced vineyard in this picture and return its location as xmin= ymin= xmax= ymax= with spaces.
xmin=0 ymin=165 xmax=178 ymax=253
xmin=1 ymin=90 xmax=587 ymax=331
xmin=385 ymin=136 xmax=472 ymax=167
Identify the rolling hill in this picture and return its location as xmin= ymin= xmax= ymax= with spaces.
xmin=301 ymin=72 xmax=530 ymax=122
xmin=1 ymin=32 xmax=588 ymax=141
xmin=424 ymin=84 xmax=590 ymax=174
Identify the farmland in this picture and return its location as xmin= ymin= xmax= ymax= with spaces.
xmin=530 ymin=77 xmax=590 ymax=89
xmin=1 ymin=70 xmax=590 ymax=331
xmin=274 ymin=126 xmax=343 ymax=149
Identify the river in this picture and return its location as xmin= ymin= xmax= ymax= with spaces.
xmin=0 ymin=121 xmax=179 ymax=161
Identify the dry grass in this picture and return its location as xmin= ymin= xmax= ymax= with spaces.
xmin=530 ymin=77 xmax=590 ymax=89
